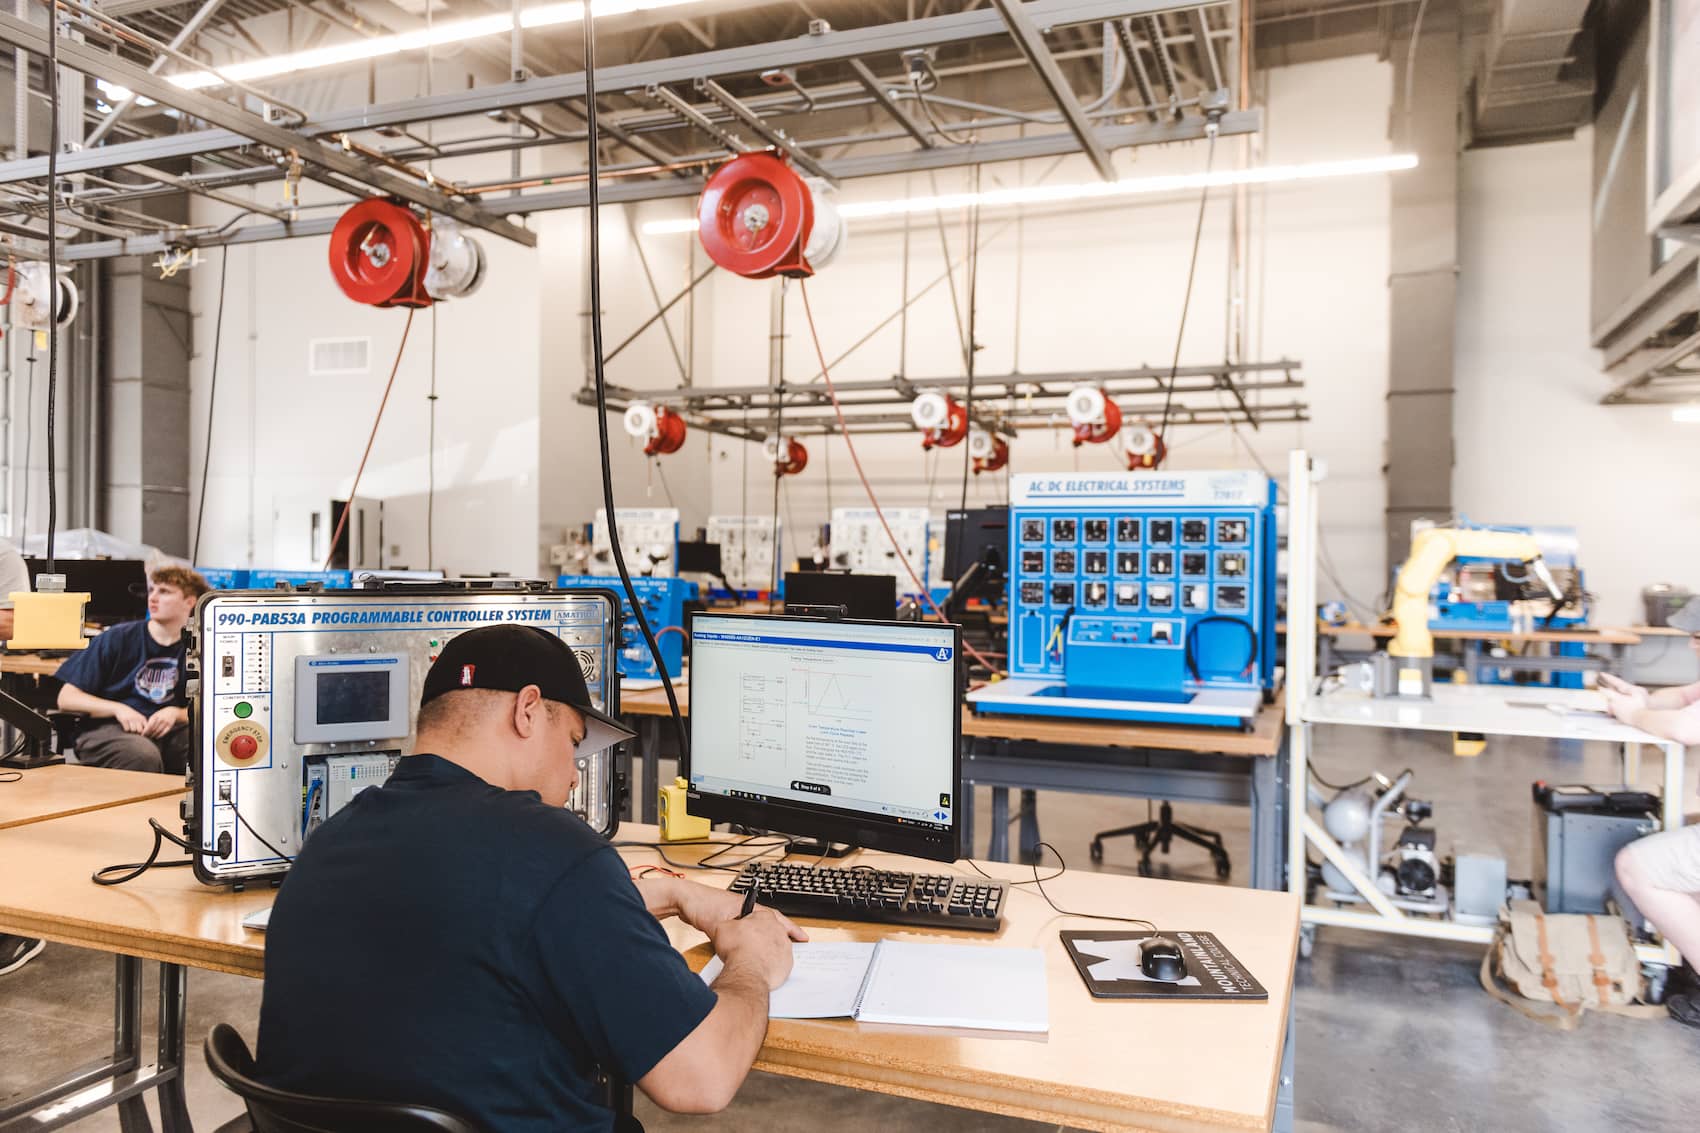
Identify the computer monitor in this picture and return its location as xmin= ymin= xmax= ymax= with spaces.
xmin=676 ymin=540 xmax=724 ymax=575
xmin=25 ymin=558 xmax=148 ymax=625
xmin=942 ymin=506 xmax=1009 ymax=602
xmin=782 ymin=572 xmax=897 ymax=621
xmin=685 ymin=612 xmax=963 ymax=862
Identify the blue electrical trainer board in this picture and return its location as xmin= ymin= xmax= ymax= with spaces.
xmin=968 ymin=470 xmax=1276 ymax=729
xmin=556 ymin=575 xmax=698 ymax=680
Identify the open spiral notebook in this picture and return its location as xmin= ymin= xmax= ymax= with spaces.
xmin=700 ymin=940 xmax=1048 ymax=1033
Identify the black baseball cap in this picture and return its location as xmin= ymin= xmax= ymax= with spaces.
xmin=421 ymin=624 xmax=633 ymax=750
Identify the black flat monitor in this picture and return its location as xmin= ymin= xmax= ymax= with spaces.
xmin=782 ymin=572 xmax=897 ymax=621
xmin=677 ymin=540 xmax=724 ymax=575
xmin=25 ymin=558 xmax=148 ymax=625
xmin=685 ymin=612 xmax=963 ymax=862
xmin=942 ymin=506 xmax=1009 ymax=601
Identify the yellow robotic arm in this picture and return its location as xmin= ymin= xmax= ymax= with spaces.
xmin=1388 ymin=527 xmax=1561 ymax=660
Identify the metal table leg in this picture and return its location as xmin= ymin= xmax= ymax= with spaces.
xmin=640 ymin=717 xmax=661 ymax=826
xmin=987 ymin=787 xmax=1010 ymax=862
xmin=1273 ymin=994 xmax=1295 ymax=1132
xmin=1251 ymin=730 xmax=1289 ymax=891
xmin=116 ymin=955 xmax=152 ymax=1133
xmin=1016 ymin=789 xmax=1041 ymax=862
xmin=156 ymin=964 xmax=193 ymax=1133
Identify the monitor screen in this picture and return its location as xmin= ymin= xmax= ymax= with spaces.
xmin=686 ymin=612 xmax=961 ymax=862
xmin=316 ymin=670 xmax=392 ymax=726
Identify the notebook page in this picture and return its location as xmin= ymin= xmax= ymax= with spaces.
xmin=854 ymin=941 xmax=1048 ymax=1033
xmin=700 ymin=942 xmax=877 ymax=1019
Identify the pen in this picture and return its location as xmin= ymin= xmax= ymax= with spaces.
xmin=736 ymin=888 xmax=757 ymax=920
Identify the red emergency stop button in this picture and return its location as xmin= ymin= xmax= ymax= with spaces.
xmin=230 ymin=734 xmax=258 ymax=761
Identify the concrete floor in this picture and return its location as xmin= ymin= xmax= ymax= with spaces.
xmin=3 ymin=724 xmax=1699 ymax=1131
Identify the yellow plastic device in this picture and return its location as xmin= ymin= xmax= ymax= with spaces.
xmin=658 ymin=776 xmax=711 ymax=842
xmin=7 ymin=590 xmax=91 ymax=651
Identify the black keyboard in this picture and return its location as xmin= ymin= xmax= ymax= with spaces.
xmin=728 ymin=862 xmax=1004 ymax=932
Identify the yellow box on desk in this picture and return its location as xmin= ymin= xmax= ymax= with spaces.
xmin=659 ymin=777 xmax=711 ymax=841
xmin=7 ymin=590 xmax=90 ymax=651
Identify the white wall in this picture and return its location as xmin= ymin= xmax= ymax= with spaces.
xmin=1455 ymin=131 xmax=1700 ymax=624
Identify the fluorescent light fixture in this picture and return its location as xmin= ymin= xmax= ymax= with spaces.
xmin=642 ymin=153 xmax=1420 ymax=235
xmin=1673 ymin=405 xmax=1700 ymax=424
xmin=168 ymin=0 xmax=708 ymax=91
xmin=95 ymin=78 xmax=155 ymax=107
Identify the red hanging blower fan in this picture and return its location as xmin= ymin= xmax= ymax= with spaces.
xmin=1065 ymin=386 xmax=1123 ymax=446
xmin=763 ymin=434 xmax=809 ymax=476
xmin=910 ymin=391 xmax=969 ymax=449
xmin=329 ymin=198 xmax=432 ymax=308
xmin=623 ymin=402 xmax=688 ymax=456
xmin=697 ymin=152 xmax=845 ymax=280
xmin=1122 ymin=423 xmax=1168 ymax=471
xmin=968 ymin=429 xmax=1010 ymax=474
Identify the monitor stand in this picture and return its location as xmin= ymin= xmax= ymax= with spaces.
xmin=788 ymin=837 xmax=856 ymax=859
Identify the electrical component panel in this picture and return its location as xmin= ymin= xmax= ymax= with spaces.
xmin=969 ymin=471 xmax=1276 ymax=728
xmin=829 ymin=507 xmax=930 ymax=591
xmin=706 ymin=515 xmax=783 ymax=593
xmin=592 ymin=508 xmax=680 ymax=578
xmin=188 ymin=587 xmax=622 ymax=886
xmin=304 ymin=751 xmax=403 ymax=839
xmin=554 ymin=575 xmax=698 ymax=680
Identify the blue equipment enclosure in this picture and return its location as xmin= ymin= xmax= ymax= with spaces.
xmin=197 ymin=568 xmax=251 ymax=589
xmin=556 ymin=575 xmax=698 ymax=679
xmin=968 ymin=471 xmax=1276 ymax=728
xmin=1418 ymin=521 xmax=1588 ymax=689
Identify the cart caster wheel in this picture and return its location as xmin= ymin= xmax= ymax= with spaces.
xmin=1298 ymin=925 xmax=1316 ymax=960
xmin=1137 ymin=860 xmax=1153 ymax=878
xmin=1089 ymin=842 xmax=1104 ymax=863
xmin=1215 ymin=860 xmax=1232 ymax=881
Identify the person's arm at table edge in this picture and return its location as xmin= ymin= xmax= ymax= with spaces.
xmin=638 ymin=948 xmax=774 ymax=1113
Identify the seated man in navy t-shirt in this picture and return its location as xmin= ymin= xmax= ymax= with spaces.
xmin=55 ymin=565 xmax=209 ymax=774
xmin=257 ymin=624 xmax=805 ymax=1131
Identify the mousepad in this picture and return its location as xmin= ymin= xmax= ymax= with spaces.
xmin=1061 ymin=931 xmax=1268 ymax=1001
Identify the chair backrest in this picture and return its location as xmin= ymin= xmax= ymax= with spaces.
xmin=204 ymin=1024 xmax=484 ymax=1133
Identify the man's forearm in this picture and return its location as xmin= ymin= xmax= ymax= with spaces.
xmin=57 ymin=685 xmax=122 ymax=717
xmin=1646 ymin=686 xmax=1697 ymax=710
xmin=704 ymin=960 xmax=771 ymax=1081
xmin=638 ymin=958 xmax=770 ymax=1113
xmin=633 ymin=875 xmax=684 ymax=920
xmin=1625 ymin=705 xmax=1700 ymax=747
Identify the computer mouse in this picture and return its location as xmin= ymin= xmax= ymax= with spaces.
xmin=1139 ymin=935 xmax=1187 ymax=982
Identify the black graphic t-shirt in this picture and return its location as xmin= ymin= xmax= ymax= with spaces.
xmin=54 ymin=619 xmax=187 ymax=717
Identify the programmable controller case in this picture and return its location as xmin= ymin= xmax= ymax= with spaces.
xmin=187 ymin=587 xmax=622 ymax=886
xmin=968 ymin=470 xmax=1277 ymax=728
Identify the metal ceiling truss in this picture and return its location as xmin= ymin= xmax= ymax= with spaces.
xmin=580 ymin=360 xmax=1306 ymax=441
xmin=0 ymin=0 xmax=1248 ymax=259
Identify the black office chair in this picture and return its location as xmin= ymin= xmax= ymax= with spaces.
xmin=1090 ymin=801 xmax=1232 ymax=881
xmin=203 ymin=1024 xmax=484 ymax=1133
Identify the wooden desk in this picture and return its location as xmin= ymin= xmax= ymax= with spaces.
xmin=0 ymin=795 xmax=271 ymax=976
xmin=0 ymin=764 xmax=184 ymax=831
xmin=627 ymin=828 xmax=1299 ymax=1133
xmin=0 ymin=651 xmax=67 ymax=676
xmin=0 ymin=799 xmax=1297 ymax=1133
